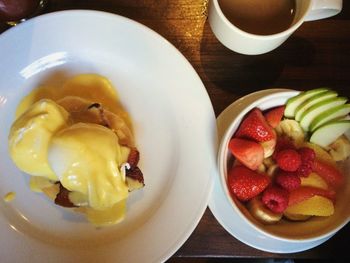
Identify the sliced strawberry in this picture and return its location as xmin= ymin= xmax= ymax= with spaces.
xmin=264 ymin=106 xmax=286 ymax=128
xmin=227 ymin=165 xmax=270 ymax=201
xmin=288 ymin=186 xmax=336 ymax=206
xmin=229 ymin=138 xmax=264 ymax=170
xmin=312 ymin=159 xmax=344 ymax=189
xmin=235 ymin=108 xmax=275 ymax=142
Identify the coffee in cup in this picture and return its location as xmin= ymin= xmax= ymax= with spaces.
xmin=219 ymin=0 xmax=296 ymax=35
xmin=208 ymin=0 xmax=342 ymax=55
xmin=0 ymin=0 xmax=48 ymax=26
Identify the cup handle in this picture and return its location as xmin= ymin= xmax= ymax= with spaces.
xmin=304 ymin=0 xmax=342 ymax=21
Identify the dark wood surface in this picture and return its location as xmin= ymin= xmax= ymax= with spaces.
xmin=1 ymin=0 xmax=349 ymax=261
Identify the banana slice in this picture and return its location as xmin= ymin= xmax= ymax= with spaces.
xmin=328 ymin=135 xmax=350 ymax=161
xmin=257 ymin=163 xmax=266 ymax=173
xmin=263 ymin=157 xmax=275 ymax=168
xmin=260 ymin=130 xmax=277 ymax=158
xmin=262 ymin=157 xmax=278 ymax=177
xmin=275 ymin=119 xmax=305 ymax=146
xmin=267 ymin=164 xmax=279 ymax=177
xmin=248 ymin=197 xmax=282 ymax=224
xmin=284 ymin=212 xmax=311 ymax=221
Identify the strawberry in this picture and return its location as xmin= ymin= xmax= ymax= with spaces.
xmin=228 ymin=138 xmax=264 ymax=170
xmin=312 ymin=159 xmax=344 ymax=189
xmin=227 ymin=165 xmax=270 ymax=201
xmin=264 ymin=106 xmax=286 ymax=128
xmin=288 ymin=186 xmax=336 ymax=206
xmin=235 ymin=108 xmax=275 ymax=142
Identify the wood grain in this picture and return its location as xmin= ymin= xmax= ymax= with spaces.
xmin=1 ymin=0 xmax=349 ymax=261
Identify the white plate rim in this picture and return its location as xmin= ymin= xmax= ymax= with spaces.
xmin=0 ymin=10 xmax=217 ymax=263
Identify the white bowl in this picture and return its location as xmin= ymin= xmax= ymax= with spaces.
xmin=217 ymin=90 xmax=350 ymax=244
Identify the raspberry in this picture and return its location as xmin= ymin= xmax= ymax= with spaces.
xmin=299 ymin=147 xmax=316 ymax=162
xmin=262 ymin=186 xmax=289 ymax=213
xmin=296 ymin=147 xmax=315 ymax=177
xmin=276 ymin=136 xmax=295 ymax=150
xmin=275 ymin=149 xmax=302 ymax=172
xmin=272 ymin=136 xmax=295 ymax=159
xmin=275 ymin=172 xmax=301 ymax=191
xmin=297 ymin=161 xmax=313 ymax=177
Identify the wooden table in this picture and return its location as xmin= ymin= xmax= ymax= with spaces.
xmin=1 ymin=0 xmax=349 ymax=262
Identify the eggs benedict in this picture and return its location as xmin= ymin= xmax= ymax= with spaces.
xmin=8 ymin=74 xmax=144 ymax=226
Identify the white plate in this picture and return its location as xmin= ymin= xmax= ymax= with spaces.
xmin=0 ymin=11 xmax=217 ymax=262
xmin=209 ymin=89 xmax=333 ymax=253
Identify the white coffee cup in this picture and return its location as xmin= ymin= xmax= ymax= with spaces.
xmin=208 ymin=0 xmax=342 ymax=55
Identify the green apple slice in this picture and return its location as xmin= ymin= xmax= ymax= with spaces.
xmin=342 ymin=116 xmax=350 ymax=141
xmin=284 ymin=88 xmax=329 ymax=118
xmin=310 ymin=120 xmax=350 ymax=147
xmin=294 ymin=90 xmax=338 ymax=121
xmin=309 ymin=104 xmax=350 ymax=132
xmin=345 ymin=128 xmax=350 ymax=140
xmin=299 ymin=97 xmax=347 ymax=131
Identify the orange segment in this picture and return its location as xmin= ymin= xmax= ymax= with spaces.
xmin=301 ymin=142 xmax=335 ymax=166
xmin=285 ymin=196 xmax=334 ymax=216
xmin=301 ymin=172 xmax=328 ymax=190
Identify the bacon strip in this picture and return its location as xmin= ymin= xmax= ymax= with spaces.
xmin=127 ymin=148 xmax=140 ymax=168
xmin=54 ymin=183 xmax=76 ymax=208
xmin=126 ymin=166 xmax=144 ymax=184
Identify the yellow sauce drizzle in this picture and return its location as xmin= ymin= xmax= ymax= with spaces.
xmin=3 ymin=192 xmax=16 ymax=202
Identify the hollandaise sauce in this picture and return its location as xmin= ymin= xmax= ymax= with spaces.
xmin=16 ymin=74 xmax=132 ymax=129
xmin=3 ymin=192 xmax=16 ymax=202
xmin=9 ymin=74 xmax=137 ymax=226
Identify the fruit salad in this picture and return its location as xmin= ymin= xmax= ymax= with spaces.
xmin=227 ymin=88 xmax=350 ymax=225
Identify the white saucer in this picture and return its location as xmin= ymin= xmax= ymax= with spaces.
xmin=208 ymin=89 xmax=333 ymax=253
